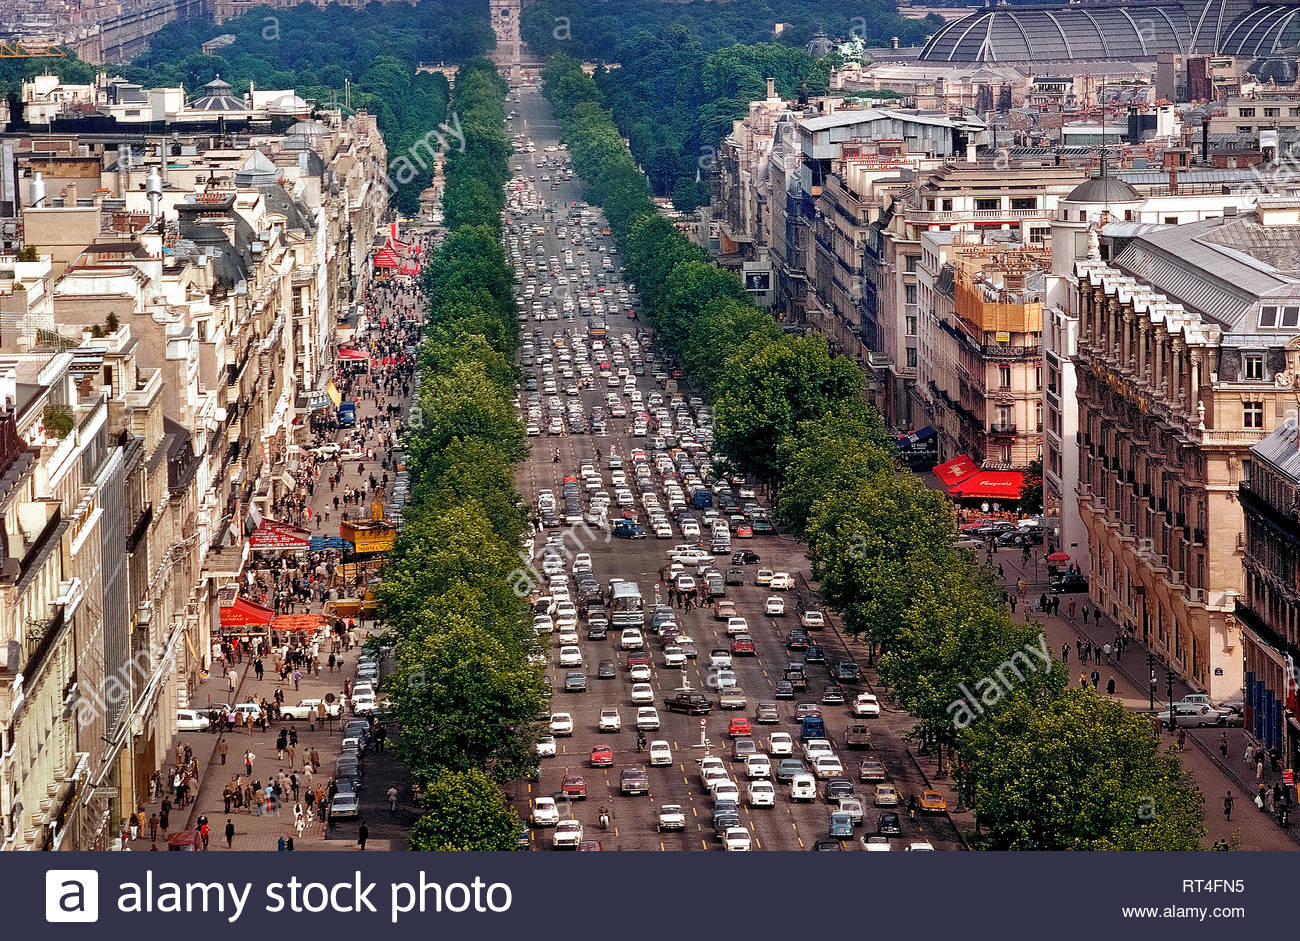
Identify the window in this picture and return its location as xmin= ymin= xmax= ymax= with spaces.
xmin=1036 ymin=403 xmax=1043 ymax=432
xmin=1263 ymin=305 xmax=1300 ymax=328
xmin=1244 ymin=354 xmax=1264 ymax=380
xmin=1285 ymin=307 xmax=1300 ymax=328
xmin=1244 ymin=401 xmax=1264 ymax=428
xmin=941 ymin=199 xmax=952 ymax=212
xmin=1163 ymin=216 xmax=1179 ymax=224
xmin=926 ymin=199 xmax=936 ymax=211
xmin=1029 ymin=226 xmax=1049 ymax=244
xmin=905 ymin=255 xmax=918 ymax=272
xmin=1260 ymin=306 xmax=1277 ymax=327
xmin=1264 ymin=108 xmax=1279 ymax=118
xmin=1035 ymin=366 xmax=1042 ymax=390
xmin=906 ymin=347 xmax=917 ymax=369
xmin=1237 ymin=126 xmax=1254 ymax=134
xmin=904 ymin=283 xmax=917 ymax=305
xmin=999 ymin=366 xmax=1011 ymax=388
xmin=1011 ymin=196 xmax=1037 ymax=211
xmin=197 ymin=320 xmax=207 ymax=342
xmin=974 ymin=198 xmax=1001 ymax=212
xmin=1239 ymin=107 xmax=1256 ymax=117
xmin=906 ymin=315 xmax=917 ymax=337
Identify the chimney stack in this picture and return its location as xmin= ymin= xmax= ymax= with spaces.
xmin=766 ymin=77 xmax=776 ymax=100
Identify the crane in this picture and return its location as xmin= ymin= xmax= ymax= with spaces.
xmin=0 ymin=42 xmax=68 ymax=58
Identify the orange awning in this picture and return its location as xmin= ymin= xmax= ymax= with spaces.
xmin=948 ymin=470 xmax=1026 ymax=501
xmin=272 ymin=614 xmax=327 ymax=632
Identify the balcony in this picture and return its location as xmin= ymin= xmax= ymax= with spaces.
xmin=909 ymin=207 xmax=1043 ymax=224
xmin=989 ymin=422 xmax=1018 ymax=435
xmin=982 ymin=343 xmax=1043 ymax=360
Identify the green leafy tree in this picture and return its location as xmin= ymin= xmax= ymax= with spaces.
xmin=408 ymin=769 xmax=522 ymax=851
xmin=1020 ymin=458 xmax=1044 ymax=515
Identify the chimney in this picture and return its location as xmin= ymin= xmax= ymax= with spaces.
xmin=891 ymin=36 xmax=899 ymax=49
xmin=766 ymin=77 xmax=776 ymax=100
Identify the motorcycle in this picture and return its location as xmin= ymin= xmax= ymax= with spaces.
xmin=598 ymin=813 xmax=610 ymax=830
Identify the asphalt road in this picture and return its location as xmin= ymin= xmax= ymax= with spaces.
xmin=503 ymin=81 xmax=963 ymax=852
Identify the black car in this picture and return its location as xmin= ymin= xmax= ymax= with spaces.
xmin=587 ymin=622 xmax=608 ymax=641
xmin=812 ymin=839 xmax=844 ymax=851
xmin=774 ymin=679 xmax=795 ymax=699
xmin=825 ymin=777 xmax=855 ymax=803
xmin=997 ymin=528 xmax=1044 ymax=547
xmin=1049 ymin=573 xmax=1089 ymax=594
xmin=665 ymin=692 xmax=713 ymax=715
xmin=713 ymin=811 xmax=742 ymax=838
xmin=564 ymin=670 xmax=587 ymax=692
xmin=877 ymin=812 xmax=902 ymax=836
xmin=731 ymin=550 xmax=761 ymax=565
xmin=786 ymin=630 xmax=809 ymax=650
xmin=619 ymin=767 xmax=650 ymax=795
xmin=804 ymin=644 xmax=825 ymax=664
xmin=596 ymin=659 xmax=617 ymax=679
xmin=724 ymin=566 xmax=746 ymax=586
xmin=821 ymin=685 xmax=845 ymax=705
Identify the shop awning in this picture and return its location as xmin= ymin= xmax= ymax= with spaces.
xmin=933 ymin=454 xmax=980 ymax=488
xmin=948 ymin=470 xmax=1026 ymax=501
xmin=272 ymin=614 xmax=327 ymax=632
xmin=338 ymin=347 xmax=367 ymax=360
xmin=219 ymin=596 xmax=275 ymax=628
xmin=895 ymin=425 xmax=936 ymax=447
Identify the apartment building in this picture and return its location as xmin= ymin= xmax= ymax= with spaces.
xmin=0 ymin=105 xmax=389 ymax=850
xmin=1237 ymin=416 xmax=1300 ymax=770
xmin=917 ymin=236 xmax=1049 ymax=470
xmin=1071 ymin=197 xmax=1300 ymax=699
xmin=1209 ymin=95 xmax=1300 ymax=137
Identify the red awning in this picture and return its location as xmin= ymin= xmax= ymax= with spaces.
xmin=948 ymin=470 xmax=1026 ymax=501
xmin=337 ymin=348 xmax=367 ymax=360
xmin=220 ymin=596 xmax=275 ymax=628
xmin=373 ymin=247 xmax=399 ymax=269
xmin=933 ymin=454 xmax=980 ymax=488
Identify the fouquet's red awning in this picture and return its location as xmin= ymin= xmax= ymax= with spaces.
xmin=933 ymin=454 xmax=980 ymax=488
xmin=337 ymin=347 xmax=367 ymax=360
xmin=373 ymin=246 xmax=400 ymax=269
xmin=948 ymin=470 xmax=1027 ymax=501
xmin=220 ymin=596 xmax=275 ymax=628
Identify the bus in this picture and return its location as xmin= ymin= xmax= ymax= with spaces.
xmin=610 ymin=579 xmax=644 ymax=627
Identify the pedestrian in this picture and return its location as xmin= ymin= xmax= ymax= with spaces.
xmin=1082 ymin=606 xmax=1089 ymax=624
xmin=1106 ymin=677 xmax=1115 ymax=696
xmin=358 ymin=821 xmax=369 ymax=851
xmin=1224 ymin=791 xmax=1234 ymax=820
xmin=1256 ymin=757 xmax=1265 ymax=782
xmin=1078 ymin=672 xmax=1087 ymax=689
xmin=225 ymin=818 xmax=236 ymax=849
xmin=219 ymin=738 xmax=228 ymax=765
xmin=1219 ymin=731 xmax=1229 ymax=759
xmin=1068 ymin=600 xmax=1076 ymax=621
xmin=1061 ymin=643 xmax=1069 ymax=663
xmin=1103 ymin=642 xmax=1112 ymax=662
xmin=1090 ymin=670 xmax=1100 ymax=689
xmin=244 ymin=749 xmax=254 ymax=776
xmin=199 ymin=820 xmax=210 ymax=850
xmin=149 ymin=812 xmax=159 ymax=842
xmin=374 ymin=724 xmax=387 ymax=754
xmin=388 ymin=786 xmax=398 ymax=812
xmin=1245 ymin=742 xmax=1254 ymax=766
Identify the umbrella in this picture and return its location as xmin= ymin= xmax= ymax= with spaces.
xmin=1046 ymin=552 xmax=1071 ymax=563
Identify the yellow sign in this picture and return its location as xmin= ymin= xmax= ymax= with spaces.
xmin=352 ymin=528 xmax=396 ymax=554
xmin=995 ymin=331 xmax=1010 ymax=343
xmin=327 ymin=381 xmax=342 ymax=408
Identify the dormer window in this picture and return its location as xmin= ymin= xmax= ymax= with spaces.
xmin=1259 ymin=305 xmax=1300 ymax=328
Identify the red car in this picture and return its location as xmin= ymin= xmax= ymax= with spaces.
xmin=561 ymin=775 xmax=587 ymax=800
xmin=590 ymin=746 xmax=614 ymax=767
xmin=736 ymin=523 xmax=754 ymax=538
xmin=731 ymin=636 xmax=756 ymax=656
xmin=728 ymin=717 xmax=752 ymax=737
xmin=626 ymin=652 xmax=652 ymax=668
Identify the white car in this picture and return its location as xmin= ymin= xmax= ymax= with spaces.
xmin=853 ymin=693 xmax=881 ymax=717
xmin=681 ymin=520 xmax=700 ymax=538
xmin=599 ymin=708 xmax=622 ymax=732
xmin=631 ymin=682 xmax=654 ymax=703
xmin=536 ymin=735 xmax=557 ymax=756
xmin=552 ymin=819 xmax=583 ymax=849
xmin=653 ymin=520 xmax=673 ymax=538
xmin=769 ymin=572 xmax=795 ymax=590
xmin=531 ymin=797 xmax=560 ymax=826
xmin=649 ymin=740 xmax=673 ymax=766
xmin=725 ymin=617 xmax=749 ymax=636
xmin=557 ymin=628 xmax=580 ymax=645
xmin=863 ymin=835 xmax=893 ymax=852
xmin=813 ymin=755 xmax=844 ymax=779
xmin=747 ymin=780 xmax=776 ymax=807
xmin=629 ymin=663 xmax=652 ymax=682
xmin=744 ymin=753 xmax=771 ymax=779
xmin=176 ymin=709 xmax=210 ymax=732
xmin=709 ymin=649 xmax=733 ymax=669
xmin=558 ymin=645 xmax=583 ymax=667
xmin=764 ymin=596 xmax=785 ymax=616
xmin=636 ymin=706 xmax=660 ymax=730
xmin=722 ymin=826 xmax=752 ymax=851
xmin=663 ymin=646 xmax=686 ymax=668
xmin=550 ymin=712 xmax=574 ymax=736
xmin=658 ymin=804 xmax=687 ymax=831
xmin=790 ymin=773 xmax=817 ymax=802
xmin=620 ymin=628 xmax=645 ymax=650
xmin=906 ymin=841 xmax=936 ymax=852
xmin=769 ymin=732 xmax=793 ymax=756
xmin=800 ymin=611 xmax=825 ymax=629
xmin=802 ymin=738 xmax=834 ymax=762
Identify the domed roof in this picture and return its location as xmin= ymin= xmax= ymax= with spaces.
xmin=1066 ymin=173 xmax=1139 ymax=204
xmin=190 ymin=74 xmax=248 ymax=112
xmin=267 ymin=93 xmax=309 ymax=116
xmin=806 ymin=30 xmax=833 ymax=58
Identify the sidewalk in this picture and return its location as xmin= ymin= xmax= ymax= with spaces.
xmin=118 ymin=276 xmax=425 ymax=852
xmin=992 ymin=542 xmax=1298 ymax=850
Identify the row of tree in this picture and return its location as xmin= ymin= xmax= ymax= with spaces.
xmin=542 ymin=54 xmax=1205 ymax=850
xmin=378 ymin=58 xmax=536 ymax=851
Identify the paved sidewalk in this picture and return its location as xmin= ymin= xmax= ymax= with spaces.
xmin=118 ymin=278 xmax=425 ymax=853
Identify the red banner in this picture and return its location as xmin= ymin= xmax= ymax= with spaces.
xmin=248 ymin=518 xmax=311 ymax=550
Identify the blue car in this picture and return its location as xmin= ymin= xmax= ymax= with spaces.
xmin=829 ymin=812 xmax=854 ymax=839
xmin=613 ymin=521 xmax=647 ymax=539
